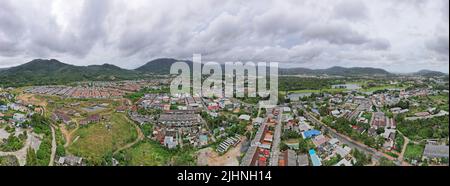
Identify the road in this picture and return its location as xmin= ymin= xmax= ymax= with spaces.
xmin=0 ymin=130 xmax=37 ymax=166
xmin=269 ymin=109 xmax=282 ymax=166
xmin=48 ymin=125 xmax=57 ymax=166
xmin=297 ymin=105 xmax=403 ymax=164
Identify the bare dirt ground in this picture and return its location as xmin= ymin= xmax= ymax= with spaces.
xmin=197 ymin=140 xmax=243 ymax=166
xmin=17 ymin=93 xmax=47 ymax=107
xmin=60 ymin=123 xmax=79 ymax=148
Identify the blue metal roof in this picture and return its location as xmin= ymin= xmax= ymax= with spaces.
xmin=303 ymin=130 xmax=321 ymax=139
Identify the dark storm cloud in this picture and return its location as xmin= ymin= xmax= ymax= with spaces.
xmin=364 ymin=38 xmax=391 ymax=50
xmin=426 ymin=35 xmax=449 ymax=56
xmin=0 ymin=0 xmax=26 ymax=56
xmin=302 ymin=23 xmax=369 ymax=45
xmin=333 ymin=0 xmax=369 ymax=22
xmin=31 ymin=0 xmax=110 ymax=57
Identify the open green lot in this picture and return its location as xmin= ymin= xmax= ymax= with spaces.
xmin=404 ymin=143 xmax=425 ymax=162
xmin=0 ymin=155 xmax=19 ymax=166
xmin=67 ymin=113 xmax=137 ymax=165
xmin=114 ymin=140 xmax=196 ymax=166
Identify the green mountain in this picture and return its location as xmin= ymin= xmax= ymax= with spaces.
xmin=136 ymin=59 xmax=391 ymax=76
xmin=413 ymin=70 xmax=448 ymax=77
xmin=135 ymin=58 xmax=193 ymax=74
xmin=0 ymin=59 xmax=140 ymax=87
xmin=2 ymin=58 xmax=430 ymax=87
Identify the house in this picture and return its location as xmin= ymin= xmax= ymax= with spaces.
xmin=335 ymin=158 xmax=353 ymax=166
xmin=163 ymin=104 xmax=171 ymax=111
xmin=207 ymin=105 xmax=219 ymax=111
xmin=371 ymin=112 xmax=386 ymax=129
xmin=80 ymin=114 xmax=101 ymax=125
xmin=328 ymin=138 xmax=339 ymax=147
xmin=164 ymin=136 xmax=178 ymax=149
xmin=238 ymin=114 xmax=251 ymax=121
xmin=309 ymin=149 xmax=322 ymax=166
xmin=312 ymin=135 xmax=329 ymax=147
xmin=263 ymin=132 xmax=273 ymax=142
xmin=13 ymin=113 xmax=26 ymax=123
xmin=302 ymin=130 xmax=321 ymax=139
xmin=331 ymin=110 xmax=340 ymax=117
xmin=415 ymin=112 xmax=430 ymax=117
xmin=253 ymin=117 xmax=264 ymax=126
xmin=258 ymin=157 xmax=267 ymax=166
xmin=56 ymin=155 xmax=83 ymax=166
xmin=298 ymin=123 xmax=311 ymax=132
xmin=286 ymin=150 xmax=297 ymax=166
xmin=336 ymin=146 xmax=352 ymax=157
xmin=423 ymin=144 xmax=449 ymax=159
xmin=52 ymin=111 xmax=71 ymax=124
xmin=208 ymin=112 xmax=218 ymax=118
xmin=116 ymin=106 xmax=128 ymax=113
xmin=8 ymin=103 xmax=28 ymax=112
xmin=282 ymin=107 xmax=291 ymax=113
xmin=0 ymin=105 xmax=8 ymax=112
xmin=199 ymin=134 xmax=208 ymax=146
xmin=297 ymin=154 xmax=309 ymax=166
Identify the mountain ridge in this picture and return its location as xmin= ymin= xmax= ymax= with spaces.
xmin=0 ymin=58 xmax=447 ymax=87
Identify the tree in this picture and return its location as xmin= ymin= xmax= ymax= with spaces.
xmin=280 ymin=142 xmax=288 ymax=151
xmin=56 ymin=144 xmax=65 ymax=157
xmin=352 ymin=149 xmax=371 ymax=166
xmin=298 ymin=109 xmax=304 ymax=116
xmin=376 ymin=127 xmax=385 ymax=135
xmin=26 ymin=147 xmax=38 ymax=166
xmin=379 ymin=157 xmax=396 ymax=166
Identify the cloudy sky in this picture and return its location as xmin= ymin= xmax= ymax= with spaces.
xmin=0 ymin=0 xmax=448 ymax=72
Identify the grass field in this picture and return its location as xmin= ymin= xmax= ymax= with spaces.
xmin=0 ymin=155 xmax=19 ymax=166
xmin=120 ymin=140 xmax=172 ymax=166
xmin=404 ymin=143 xmax=425 ymax=162
xmin=429 ymin=94 xmax=449 ymax=111
xmin=361 ymin=84 xmax=409 ymax=92
xmin=284 ymin=88 xmax=347 ymax=94
xmin=67 ymin=113 xmax=137 ymax=165
xmin=111 ymin=113 xmax=138 ymax=148
xmin=115 ymin=140 xmax=196 ymax=166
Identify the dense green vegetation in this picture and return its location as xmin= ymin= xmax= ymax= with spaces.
xmin=404 ymin=143 xmax=425 ymax=162
xmin=140 ymin=123 xmax=154 ymax=137
xmin=126 ymin=87 xmax=170 ymax=102
xmin=67 ymin=113 xmax=137 ymax=165
xmin=279 ymin=77 xmax=338 ymax=91
xmin=394 ymin=133 xmax=405 ymax=153
xmin=30 ymin=115 xmax=53 ymax=166
xmin=397 ymin=116 xmax=449 ymax=140
xmin=114 ymin=140 xmax=196 ymax=166
xmin=280 ymin=66 xmax=390 ymax=76
xmin=323 ymin=117 xmax=383 ymax=150
xmin=0 ymin=59 xmax=141 ymax=87
xmin=0 ymin=155 xmax=20 ymax=166
xmin=0 ymin=133 xmax=27 ymax=152
xmin=352 ymin=149 xmax=372 ymax=166
xmin=25 ymin=147 xmax=38 ymax=166
xmin=323 ymin=155 xmax=342 ymax=166
xmin=379 ymin=157 xmax=396 ymax=166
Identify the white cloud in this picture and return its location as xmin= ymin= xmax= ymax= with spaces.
xmin=0 ymin=0 xmax=448 ymax=72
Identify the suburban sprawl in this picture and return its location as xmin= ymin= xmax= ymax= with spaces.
xmin=0 ymin=59 xmax=448 ymax=166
